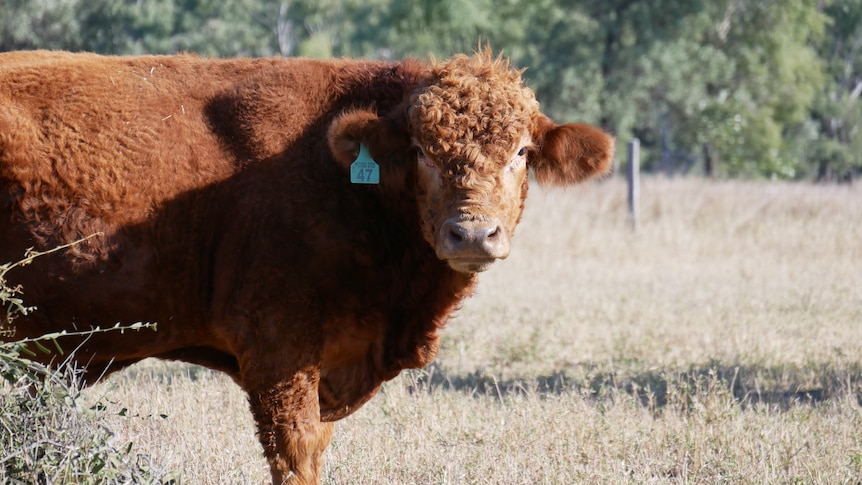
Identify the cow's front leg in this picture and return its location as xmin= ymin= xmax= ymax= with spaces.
xmin=247 ymin=372 xmax=334 ymax=485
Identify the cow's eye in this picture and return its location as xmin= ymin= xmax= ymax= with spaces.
xmin=417 ymin=150 xmax=435 ymax=169
xmin=508 ymin=146 xmax=528 ymax=171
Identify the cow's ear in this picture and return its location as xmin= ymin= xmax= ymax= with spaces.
xmin=328 ymin=109 xmax=379 ymax=167
xmin=530 ymin=115 xmax=615 ymax=185
xmin=328 ymin=109 xmax=410 ymax=172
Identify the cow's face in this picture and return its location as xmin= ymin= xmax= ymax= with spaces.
xmin=411 ymin=134 xmax=531 ymax=273
xmin=407 ymin=65 xmax=537 ymax=273
xmin=328 ymin=52 xmax=614 ymax=274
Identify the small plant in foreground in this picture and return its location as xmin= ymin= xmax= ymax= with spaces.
xmin=1 ymin=243 xmax=172 ymax=484
xmin=0 ymin=348 xmax=172 ymax=484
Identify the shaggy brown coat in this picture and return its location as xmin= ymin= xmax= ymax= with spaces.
xmin=0 ymin=49 xmax=613 ymax=484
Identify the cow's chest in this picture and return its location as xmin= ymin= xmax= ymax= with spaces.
xmin=317 ymin=313 xmax=390 ymax=421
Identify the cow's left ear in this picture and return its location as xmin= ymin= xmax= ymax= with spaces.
xmin=328 ymin=109 xmax=411 ymax=178
xmin=530 ymin=115 xmax=615 ymax=185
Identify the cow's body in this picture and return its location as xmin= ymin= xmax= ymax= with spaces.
xmin=0 ymin=50 xmax=613 ymax=483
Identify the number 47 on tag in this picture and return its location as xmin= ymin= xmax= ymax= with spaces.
xmin=350 ymin=144 xmax=380 ymax=184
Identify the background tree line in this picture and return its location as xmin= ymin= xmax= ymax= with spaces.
xmin=2 ymin=0 xmax=860 ymax=181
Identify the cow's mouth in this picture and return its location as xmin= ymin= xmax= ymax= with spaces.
xmin=446 ymin=257 xmax=497 ymax=273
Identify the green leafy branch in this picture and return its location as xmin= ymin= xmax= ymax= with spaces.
xmin=0 ymin=233 xmax=157 ymax=384
xmin=1 ymin=322 xmax=157 ymax=387
xmin=1 ymin=233 xmax=103 ymax=325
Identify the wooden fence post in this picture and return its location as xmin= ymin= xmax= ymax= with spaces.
xmin=627 ymin=139 xmax=640 ymax=230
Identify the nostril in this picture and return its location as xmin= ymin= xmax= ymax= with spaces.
xmin=447 ymin=225 xmax=464 ymax=243
xmin=485 ymin=226 xmax=500 ymax=240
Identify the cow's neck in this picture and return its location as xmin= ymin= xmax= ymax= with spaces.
xmin=316 ymin=184 xmax=477 ymax=421
xmin=369 ymin=185 xmax=478 ymax=374
xmin=383 ymin=248 xmax=476 ymax=374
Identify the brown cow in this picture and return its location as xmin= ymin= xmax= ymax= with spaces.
xmin=0 ymin=49 xmax=613 ymax=483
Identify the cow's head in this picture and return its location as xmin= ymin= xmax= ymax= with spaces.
xmin=329 ymin=51 xmax=614 ymax=273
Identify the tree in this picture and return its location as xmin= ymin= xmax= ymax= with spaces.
xmin=807 ymin=0 xmax=862 ymax=181
xmin=699 ymin=0 xmax=828 ymax=178
xmin=0 ymin=0 xmax=82 ymax=51
xmin=73 ymin=0 xmax=277 ymax=57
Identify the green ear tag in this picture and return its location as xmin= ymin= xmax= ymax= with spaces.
xmin=350 ymin=144 xmax=380 ymax=184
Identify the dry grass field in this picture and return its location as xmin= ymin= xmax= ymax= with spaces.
xmin=84 ymin=177 xmax=862 ymax=484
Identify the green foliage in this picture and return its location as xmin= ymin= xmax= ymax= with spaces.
xmin=809 ymin=0 xmax=862 ymax=181
xmin=1 ymin=245 xmax=168 ymax=484
xmin=0 ymin=0 xmax=859 ymax=180
xmin=0 ymin=0 xmax=81 ymax=51
xmin=0 ymin=348 xmax=172 ymax=484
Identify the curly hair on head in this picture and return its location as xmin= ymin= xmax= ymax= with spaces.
xmin=407 ymin=49 xmax=539 ymax=167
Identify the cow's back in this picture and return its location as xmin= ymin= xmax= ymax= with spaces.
xmin=2 ymin=52 xmax=282 ymax=230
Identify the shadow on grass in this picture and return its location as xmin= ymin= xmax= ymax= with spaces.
xmin=103 ymin=358 xmax=862 ymax=412
xmin=405 ymin=360 xmax=862 ymax=411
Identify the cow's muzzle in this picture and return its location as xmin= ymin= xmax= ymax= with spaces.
xmin=437 ymin=217 xmax=510 ymax=273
